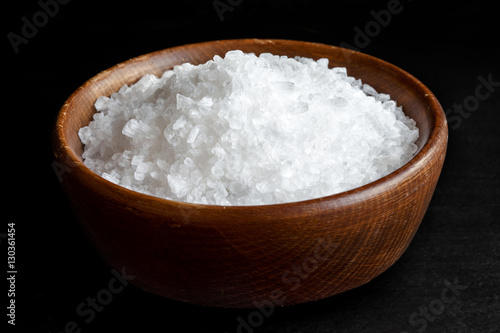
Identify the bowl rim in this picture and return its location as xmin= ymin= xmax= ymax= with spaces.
xmin=53 ymin=38 xmax=448 ymax=211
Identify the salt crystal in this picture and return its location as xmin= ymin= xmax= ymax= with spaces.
xmin=134 ymin=171 xmax=146 ymax=181
xmin=362 ymin=83 xmax=378 ymax=97
xmin=172 ymin=116 xmax=186 ymax=130
xmin=317 ymin=58 xmax=329 ymax=68
xmin=211 ymin=165 xmax=224 ymax=177
xmin=78 ymin=50 xmax=419 ymax=206
xmin=273 ymin=81 xmax=295 ymax=92
xmin=131 ymin=155 xmax=144 ymax=166
xmin=102 ymin=172 xmax=119 ymax=184
xmin=136 ymin=162 xmax=149 ymax=174
xmin=187 ymin=125 xmax=200 ymax=144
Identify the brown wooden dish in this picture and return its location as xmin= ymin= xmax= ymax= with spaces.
xmin=52 ymin=39 xmax=448 ymax=308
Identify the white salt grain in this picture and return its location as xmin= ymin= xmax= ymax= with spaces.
xmin=187 ymin=125 xmax=200 ymax=145
xmin=135 ymin=162 xmax=149 ymax=174
xmin=78 ymin=50 xmax=419 ymax=206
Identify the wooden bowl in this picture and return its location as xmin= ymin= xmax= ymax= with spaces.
xmin=52 ymin=39 xmax=448 ymax=308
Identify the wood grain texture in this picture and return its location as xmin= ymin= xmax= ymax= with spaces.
xmin=52 ymin=39 xmax=448 ymax=308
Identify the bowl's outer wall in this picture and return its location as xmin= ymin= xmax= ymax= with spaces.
xmin=52 ymin=39 xmax=448 ymax=308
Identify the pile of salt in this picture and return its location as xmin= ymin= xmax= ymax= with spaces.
xmin=78 ymin=50 xmax=419 ymax=206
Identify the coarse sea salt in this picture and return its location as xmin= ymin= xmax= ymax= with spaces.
xmin=78 ymin=50 xmax=419 ymax=206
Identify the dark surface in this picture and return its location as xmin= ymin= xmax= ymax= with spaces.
xmin=4 ymin=0 xmax=499 ymax=332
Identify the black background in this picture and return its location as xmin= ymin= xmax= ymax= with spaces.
xmin=4 ymin=0 xmax=499 ymax=332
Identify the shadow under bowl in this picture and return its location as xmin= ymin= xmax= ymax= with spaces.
xmin=52 ymin=39 xmax=448 ymax=308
